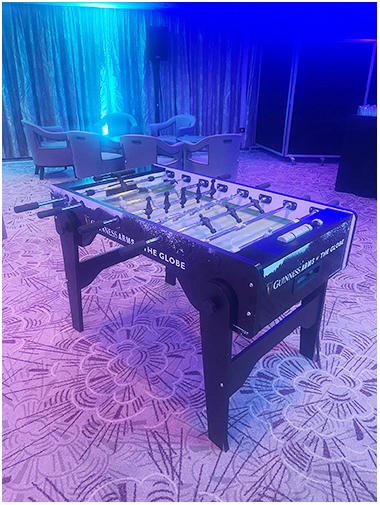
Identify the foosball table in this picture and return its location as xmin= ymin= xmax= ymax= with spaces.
xmin=15 ymin=165 xmax=356 ymax=451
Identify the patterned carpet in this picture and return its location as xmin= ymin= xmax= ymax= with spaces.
xmin=2 ymin=151 xmax=377 ymax=502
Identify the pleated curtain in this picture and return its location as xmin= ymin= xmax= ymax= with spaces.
xmin=2 ymin=3 xmax=259 ymax=158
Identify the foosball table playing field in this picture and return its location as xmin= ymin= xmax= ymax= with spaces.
xmin=15 ymin=165 xmax=356 ymax=451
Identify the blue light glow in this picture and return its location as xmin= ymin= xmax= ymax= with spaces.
xmin=78 ymin=3 xmax=118 ymax=8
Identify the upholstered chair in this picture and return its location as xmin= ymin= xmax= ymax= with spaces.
xmin=119 ymin=135 xmax=183 ymax=170
xmin=148 ymin=114 xmax=196 ymax=144
xmin=67 ymin=131 xmax=125 ymax=179
xmin=92 ymin=113 xmax=140 ymax=138
xmin=21 ymin=120 xmax=74 ymax=180
xmin=182 ymin=134 xmax=242 ymax=181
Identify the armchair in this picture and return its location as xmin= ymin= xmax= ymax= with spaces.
xmin=93 ymin=113 xmax=140 ymax=138
xmin=119 ymin=135 xmax=183 ymax=170
xmin=182 ymin=134 xmax=242 ymax=181
xmin=21 ymin=120 xmax=74 ymax=180
xmin=149 ymin=114 xmax=196 ymax=144
xmin=67 ymin=131 xmax=125 ymax=179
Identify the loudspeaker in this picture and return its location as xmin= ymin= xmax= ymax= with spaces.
xmin=148 ymin=26 xmax=169 ymax=62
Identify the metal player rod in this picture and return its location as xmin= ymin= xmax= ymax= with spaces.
xmin=162 ymin=189 xmax=222 ymax=222
xmin=153 ymin=178 xmax=209 ymax=204
xmin=183 ymin=181 xmax=270 ymax=219
xmin=37 ymin=202 xmax=84 ymax=219
xmin=159 ymin=179 xmax=268 ymax=223
xmin=231 ymin=209 xmax=316 ymax=252
xmin=188 ymin=190 xmax=227 ymax=216
xmin=233 ymin=201 xmax=326 ymax=251
xmin=162 ymin=177 xmax=227 ymax=219
xmin=206 ymin=202 xmax=293 ymax=242
xmin=129 ymin=183 xmax=181 ymax=209
xmin=156 ymin=193 xmax=198 ymax=222
xmin=14 ymin=196 xmax=68 ymax=213
xmin=230 ymin=227 xmax=275 ymax=252
xmin=182 ymin=181 xmax=271 ymax=221
xmin=103 ymin=179 xmax=176 ymax=202
xmin=84 ymin=174 xmax=166 ymax=197
xmin=118 ymin=236 xmax=162 ymax=258
xmin=169 ymin=192 xmax=239 ymax=223
xmin=139 ymin=180 xmax=268 ymax=218
xmin=131 ymin=179 xmax=209 ymax=215
xmin=92 ymin=168 xmax=136 ymax=182
xmin=171 ymin=183 xmax=265 ymax=224
xmin=178 ymin=197 xmax=263 ymax=233
xmin=156 ymin=184 xmax=221 ymax=223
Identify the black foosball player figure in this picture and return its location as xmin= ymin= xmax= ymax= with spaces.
xmin=180 ymin=187 xmax=187 ymax=208
xmin=145 ymin=196 xmax=153 ymax=219
xmin=199 ymin=213 xmax=217 ymax=233
xmin=209 ymin=179 xmax=217 ymax=198
xmin=196 ymin=183 xmax=202 ymax=203
xmin=164 ymin=191 xmax=171 ymax=213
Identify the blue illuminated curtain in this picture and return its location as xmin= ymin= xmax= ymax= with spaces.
xmin=2 ymin=3 xmax=257 ymax=158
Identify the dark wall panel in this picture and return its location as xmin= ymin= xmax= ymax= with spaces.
xmin=288 ymin=42 xmax=374 ymax=155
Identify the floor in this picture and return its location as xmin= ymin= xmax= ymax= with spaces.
xmin=2 ymin=151 xmax=377 ymax=502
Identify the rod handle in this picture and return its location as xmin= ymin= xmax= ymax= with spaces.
xmin=93 ymin=168 xmax=135 ymax=181
xmin=78 ymin=220 xmax=110 ymax=235
xmin=37 ymin=207 xmax=63 ymax=218
xmin=327 ymin=199 xmax=340 ymax=207
xmin=255 ymin=182 xmax=271 ymax=189
xmin=119 ymin=237 xmax=161 ymax=258
xmin=14 ymin=202 xmax=39 ymax=213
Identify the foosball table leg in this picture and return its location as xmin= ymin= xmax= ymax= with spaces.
xmin=165 ymin=267 xmax=176 ymax=286
xmin=199 ymin=280 xmax=234 ymax=451
xmin=56 ymin=213 xmax=84 ymax=332
xmin=299 ymin=281 xmax=327 ymax=361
